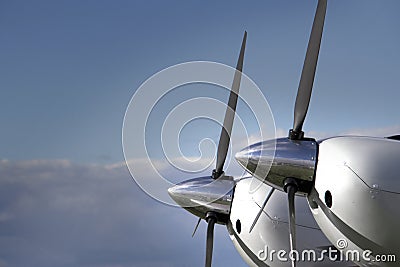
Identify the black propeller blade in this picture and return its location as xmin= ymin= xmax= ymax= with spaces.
xmin=206 ymin=31 xmax=247 ymax=267
xmin=192 ymin=217 xmax=202 ymax=237
xmin=284 ymin=178 xmax=298 ymax=267
xmin=290 ymin=0 xmax=327 ymax=140
xmin=249 ymin=187 xmax=275 ymax=233
xmin=286 ymin=1 xmax=327 ymax=266
xmin=213 ymin=31 xmax=247 ymax=178
xmin=205 ymin=212 xmax=217 ymax=267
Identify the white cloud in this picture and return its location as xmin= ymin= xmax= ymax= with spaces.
xmin=305 ymin=124 xmax=400 ymax=140
xmin=342 ymin=124 xmax=400 ymax=137
xmin=0 ymin=159 xmax=246 ymax=267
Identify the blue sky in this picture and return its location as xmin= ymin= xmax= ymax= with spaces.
xmin=2 ymin=0 xmax=400 ymax=163
xmin=1 ymin=0 xmax=400 ymax=266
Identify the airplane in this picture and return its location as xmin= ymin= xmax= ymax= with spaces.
xmin=167 ymin=0 xmax=400 ymax=266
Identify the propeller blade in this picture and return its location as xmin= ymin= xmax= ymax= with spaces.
xmin=214 ymin=31 xmax=247 ymax=177
xmin=249 ymin=187 xmax=275 ymax=233
xmin=205 ymin=213 xmax=217 ymax=267
xmin=285 ymin=179 xmax=298 ymax=267
xmin=192 ymin=217 xmax=202 ymax=237
xmin=291 ymin=0 xmax=327 ymax=139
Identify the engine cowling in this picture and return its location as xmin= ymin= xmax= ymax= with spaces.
xmin=308 ymin=136 xmax=400 ymax=266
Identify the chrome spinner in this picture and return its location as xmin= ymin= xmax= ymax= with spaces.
xmin=235 ymin=137 xmax=318 ymax=194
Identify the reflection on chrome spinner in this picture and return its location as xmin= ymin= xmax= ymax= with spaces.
xmin=236 ymin=137 xmax=317 ymax=193
xmin=168 ymin=176 xmax=234 ymax=224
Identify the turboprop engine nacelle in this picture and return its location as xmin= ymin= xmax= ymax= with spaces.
xmin=308 ymin=136 xmax=400 ymax=266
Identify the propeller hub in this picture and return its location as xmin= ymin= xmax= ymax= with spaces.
xmin=168 ymin=176 xmax=234 ymax=224
xmin=235 ymin=137 xmax=317 ymax=194
xmin=284 ymin=177 xmax=299 ymax=193
xmin=288 ymin=129 xmax=304 ymax=140
xmin=212 ymin=169 xmax=224 ymax=179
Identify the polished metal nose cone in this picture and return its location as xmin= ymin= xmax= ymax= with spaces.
xmin=235 ymin=138 xmax=317 ymax=194
xmin=168 ymin=176 xmax=234 ymax=224
xmin=234 ymin=147 xmax=252 ymax=170
xmin=235 ymin=139 xmax=275 ymax=180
